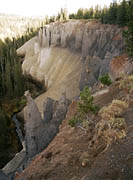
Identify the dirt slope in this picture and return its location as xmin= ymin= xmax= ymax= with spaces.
xmin=15 ymin=83 xmax=133 ymax=180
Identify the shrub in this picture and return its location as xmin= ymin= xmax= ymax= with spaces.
xmin=119 ymin=75 xmax=133 ymax=93
xmin=69 ymin=86 xmax=99 ymax=127
xmin=95 ymin=99 xmax=128 ymax=150
xmin=99 ymin=100 xmax=128 ymax=120
xmin=99 ymin=74 xmax=112 ymax=86
xmin=68 ymin=116 xmax=81 ymax=127
xmin=78 ymin=86 xmax=99 ymax=114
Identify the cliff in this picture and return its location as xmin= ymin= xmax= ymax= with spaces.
xmin=12 ymin=20 xmax=133 ymax=180
xmin=15 ymin=80 xmax=133 ymax=180
xmin=17 ymin=20 xmax=124 ymax=115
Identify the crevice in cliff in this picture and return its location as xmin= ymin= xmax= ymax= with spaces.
xmin=49 ymin=31 xmax=51 ymax=47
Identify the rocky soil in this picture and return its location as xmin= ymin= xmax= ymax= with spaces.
xmin=15 ymin=81 xmax=133 ymax=180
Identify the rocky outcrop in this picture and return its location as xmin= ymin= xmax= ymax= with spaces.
xmin=24 ymin=90 xmax=44 ymax=158
xmin=2 ymin=150 xmax=26 ymax=180
xmin=41 ymin=93 xmax=71 ymax=148
xmin=17 ymin=20 xmax=125 ymax=115
xmin=15 ymin=83 xmax=133 ymax=180
xmin=15 ymin=20 xmax=128 ymax=174
xmin=0 ymin=170 xmax=9 ymax=180
xmin=24 ymin=91 xmax=70 ymax=159
xmin=14 ymin=20 xmax=133 ymax=180
xmin=110 ymin=54 xmax=133 ymax=80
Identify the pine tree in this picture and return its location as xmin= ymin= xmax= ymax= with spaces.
xmin=5 ymin=60 xmax=13 ymax=98
xmin=94 ymin=5 xmax=102 ymax=19
xmin=89 ymin=7 xmax=94 ymax=19
xmin=77 ymin=8 xmax=84 ymax=19
xmin=117 ymin=0 xmax=128 ymax=26
xmin=84 ymin=9 xmax=90 ymax=19
xmin=101 ymin=6 xmax=109 ymax=24
xmin=123 ymin=0 xmax=133 ymax=58
xmin=108 ymin=2 xmax=118 ymax=24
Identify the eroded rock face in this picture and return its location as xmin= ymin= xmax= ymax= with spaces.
xmin=17 ymin=20 xmax=125 ymax=107
xmin=24 ymin=90 xmax=45 ymax=158
xmin=41 ymin=93 xmax=71 ymax=148
xmin=17 ymin=20 xmax=126 ymax=161
xmin=15 ymin=20 xmax=133 ymax=180
xmin=0 ymin=170 xmax=9 ymax=180
xmin=24 ymin=91 xmax=70 ymax=159
xmin=43 ymin=97 xmax=55 ymax=123
xmin=110 ymin=54 xmax=133 ymax=80
xmin=2 ymin=150 xmax=26 ymax=180
xmin=17 ymin=21 xmax=127 ymax=160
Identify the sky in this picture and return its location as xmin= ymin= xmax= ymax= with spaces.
xmin=0 ymin=0 xmax=113 ymax=17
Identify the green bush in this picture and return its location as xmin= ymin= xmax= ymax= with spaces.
xmin=69 ymin=86 xmax=99 ymax=127
xmin=99 ymin=74 xmax=112 ymax=86
xmin=68 ymin=116 xmax=81 ymax=127
xmin=78 ymin=86 xmax=99 ymax=114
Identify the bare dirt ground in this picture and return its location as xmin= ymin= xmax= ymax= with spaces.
xmin=15 ymin=83 xmax=133 ymax=180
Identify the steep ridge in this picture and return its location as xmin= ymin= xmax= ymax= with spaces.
xmin=17 ymin=20 xmax=124 ymax=115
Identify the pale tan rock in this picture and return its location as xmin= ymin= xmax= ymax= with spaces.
xmin=17 ymin=20 xmax=125 ymax=115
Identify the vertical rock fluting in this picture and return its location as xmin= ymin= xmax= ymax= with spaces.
xmin=17 ymin=20 xmax=125 ymax=95
xmin=79 ymin=23 xmax=125 ymax=90
xmin=24 ymin=91 xmax=71 ymax=159
xmin=24 ymin=90 xmax=45 ymax=158
xmin=18 ymin=21 xmax=126 ymax=158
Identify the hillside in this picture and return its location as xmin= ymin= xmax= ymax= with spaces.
xmin=1 ymin=19 xmax=133 ymax=180
xmin=15 ymin=79 xmax=133 ymax=180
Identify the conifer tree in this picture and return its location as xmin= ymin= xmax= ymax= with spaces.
xmin=5 ymin=60 xmax=13 ymax=98
xmin=77 ymin=8 xmax=84 ymax=19
xmin=108 ymin=2 xmax=118 ymax=24
xmin=123 ymin=0 xmax=133 ymax=58
xmin=117 ymin=0 xmax=128 ymax=26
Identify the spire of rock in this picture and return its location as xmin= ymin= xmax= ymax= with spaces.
xmin=24 ymin=90 xmax=71 ymax=159
xmin=24 ymin=90 xmax=44 ymax=158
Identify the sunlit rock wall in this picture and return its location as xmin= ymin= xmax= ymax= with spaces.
xmin=17 ymin=20 xmax=124 ymax=114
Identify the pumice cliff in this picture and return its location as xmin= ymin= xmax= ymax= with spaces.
xmin=24 ymin=90 xmax=70 ymax=159
xmin=16 ymin=19 xmax=125 ymax=164
xmin=24 ymin=90 xmax=44 ymax=158
xmin=15 ymin=19 xmax=125 ymax=167
xmin=14 ymin=20 xmax=133 ymax=180
xmin=17 ymin=20 xmax=124 ymax=115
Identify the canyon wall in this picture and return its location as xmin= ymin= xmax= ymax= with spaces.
xmin=3 ymin=20 xmax=125 ymax=178
xmin=17 ymin=20 xmax=124 ymax=114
